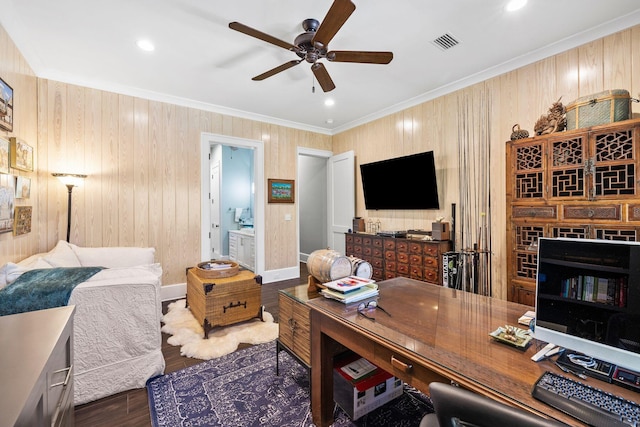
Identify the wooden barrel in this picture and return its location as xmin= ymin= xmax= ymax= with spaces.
xmin=349 ymin=256 xmax=373 ymax=279
xmin=307 ymin=249 xmax=352 ymax=283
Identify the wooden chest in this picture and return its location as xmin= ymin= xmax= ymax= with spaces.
xmin=186 ymin=268 xmax=263 ymax=338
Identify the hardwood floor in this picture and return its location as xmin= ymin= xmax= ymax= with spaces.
xmin=74 ymin=265 xmax=309 ymax=427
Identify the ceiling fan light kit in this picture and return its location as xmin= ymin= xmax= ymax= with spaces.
xmin=229 ymin=0 xmax=393 ymax=92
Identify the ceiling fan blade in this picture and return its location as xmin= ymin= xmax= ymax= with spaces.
xmin=311 ymin=0 xmax=356 ymax=48
xmin=229 ymin=21 xmax=298 ymax=51
xmin=252 ymin=60 xmax=302 ymax=81
xmin=327 ymin=50 xmax=393 ymax=64
xmin=311 ymin=63 xmax=336 ymax=92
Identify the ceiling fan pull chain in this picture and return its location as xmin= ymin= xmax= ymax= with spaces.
xmin=312 ymin=76 xmax=316 ymax=93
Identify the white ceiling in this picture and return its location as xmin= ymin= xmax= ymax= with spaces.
xmin=2 ymin=0 xmax=640 ymax=135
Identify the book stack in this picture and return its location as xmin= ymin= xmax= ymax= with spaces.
xmin=559 ymin=275 xmax=627 ymax=307
xmin=320 ymin=275 xmax=378 ymax=304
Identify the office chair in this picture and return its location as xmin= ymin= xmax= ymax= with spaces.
xmin=420 ymin=382 xmax=566 ymax=427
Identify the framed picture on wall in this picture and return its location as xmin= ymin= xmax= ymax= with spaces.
xmin=268 ymin=179 xmax=295 ymax=203
xmin=15 ymin=176 xmax=31 ymax=198
xmin=9 ymin=137 xmax=33 ymax=172
xmin=0 ymin=137 xmax=8 ymax=174
xmin=0 ymin=173 xmax=15 ymax=233
xmin=13 ymin=205 xmax=31 ymax=236
xmin=0 ymin=78 xmax=13 ymax=132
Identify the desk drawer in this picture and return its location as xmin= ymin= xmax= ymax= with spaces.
xmin=278 ymin=292 xmax=311 ymax=365
xmin=373 ymin=344 xmax=447 ymax=391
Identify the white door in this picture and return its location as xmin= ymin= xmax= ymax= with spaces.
xmin=328 ymin=151 xmax=355 ymax=254
xmin=210 ymin=161 xmax=221 ymax=259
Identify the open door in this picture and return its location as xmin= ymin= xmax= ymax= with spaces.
xmin=210 ymin=160 xmax=221 ymax=259
xmin=327 ymin=150 xmax=355 ymax=255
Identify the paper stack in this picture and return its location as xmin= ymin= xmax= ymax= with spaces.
xmin=320 ymin=276 xmax=379 ymax=304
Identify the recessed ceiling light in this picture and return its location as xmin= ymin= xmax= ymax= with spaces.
xmin=506 ymin=0 xmax=527 ymax=12
xmin=136 ymin=39 xmax=155 ymax=52
xmin=326 ymin=119 xmax=334 ymax=124
xmin=324 ymin=99 xmax=335 ymax=107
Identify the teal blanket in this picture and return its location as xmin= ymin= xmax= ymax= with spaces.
xmin=0 ymin=267 xmax=104 ymax=316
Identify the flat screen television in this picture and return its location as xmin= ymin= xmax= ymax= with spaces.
xmin=535 ymin=237 xmax=640 ymax=372
xmin=360 ymin=151 xmax=439 ymax=210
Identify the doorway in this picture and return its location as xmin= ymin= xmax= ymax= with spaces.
xmin=298 ymin=148 xmax=331 ymax=262
xmin=201 ymin=133 xmax=265 ymax=275
xmin=297 ymin=148 xmax=354 ymax=261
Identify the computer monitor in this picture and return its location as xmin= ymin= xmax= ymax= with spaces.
xmin=534 ymin=237 xmax=640 ymax=372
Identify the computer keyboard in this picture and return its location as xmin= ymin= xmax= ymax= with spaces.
xmin=533 ymin=371 xmax=640 ymax=427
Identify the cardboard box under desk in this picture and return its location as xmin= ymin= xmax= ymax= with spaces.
xmin=333 ymin=353 xmax=404 ymax=420
xmin=186 ymin=268 xmax=263 ymax=338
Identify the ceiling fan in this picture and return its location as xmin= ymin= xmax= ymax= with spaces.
xmin=229 ymin=0 xmax=393 ymax=92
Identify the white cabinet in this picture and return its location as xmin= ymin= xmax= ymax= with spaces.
xmin=0 ymin=306 xmax=75 ymax=427
xmin=229 ymin=230 xmax=255 ymax=271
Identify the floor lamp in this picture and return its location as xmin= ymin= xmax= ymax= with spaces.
xmin=52 ymin=173 xmax=87 ymax=242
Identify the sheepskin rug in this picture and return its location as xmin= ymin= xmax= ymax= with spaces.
xmin=161 ymin=299 xmax=279 ymax=360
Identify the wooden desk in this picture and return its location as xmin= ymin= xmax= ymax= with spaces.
xmin=308 ymin=277 xmax=640 ymax=427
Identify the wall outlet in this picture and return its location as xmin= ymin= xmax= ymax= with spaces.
xmin=284 ymin=214 xmax=292 ymax=221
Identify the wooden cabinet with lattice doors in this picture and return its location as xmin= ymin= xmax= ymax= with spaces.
xmin=506 ymin=118 xmax=640 ymax=304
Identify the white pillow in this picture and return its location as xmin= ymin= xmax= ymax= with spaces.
xmin=0 ymin=258 xmax=53 ymax=289
xmin=70 ymin=244 xmax=155 ymax=268
xmin=16 ymin=253 xmax=45 ymax=267
xmin=43 ymin=240 xmax=82 ymax=267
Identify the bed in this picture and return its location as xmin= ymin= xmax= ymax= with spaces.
xmin=0 ymin=240 xmax=166 ymax=405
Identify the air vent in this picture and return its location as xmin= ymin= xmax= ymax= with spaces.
xmin=432 ymin=33 xmax=460 ymax=51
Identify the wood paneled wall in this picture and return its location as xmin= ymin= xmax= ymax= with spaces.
xmin=3 ymin=21 xmax=640 ymax=298
xmin=333 ymin=25 xmax=640 ymax=299
xmin=0 ymin=25 xmax=38 ymax=264
xmin=35 ymin=83 xmax=331 ymax=286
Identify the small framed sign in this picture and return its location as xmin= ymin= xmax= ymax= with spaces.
xmin=0 ymin=137 xmax=8 ymax=174
xmin=15 ymin=176 xmax=31 ymax=198
xmin=14 ymin=205 xmax=32 ymax=236
xmin=268 ymin=179 xmax=295 ymax=203
xmin=0 ymin=173 xmax=15 ymax=234
xmin=9 ymin=137 xmax=33 ymax=172
xmin=0 ymin=77 xmax=13 ymax=132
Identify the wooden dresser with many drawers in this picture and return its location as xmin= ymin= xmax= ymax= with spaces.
xmin=345 ymin=232 xmax=451 ymax=285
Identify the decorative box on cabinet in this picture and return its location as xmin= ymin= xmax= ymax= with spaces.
xmin=0 ymin=306 xmax=75 ymax=427
xmin=506 ymin=118 xmax=640 ymax=304
xmin=345 ymin=233 xmax=451 ymax=285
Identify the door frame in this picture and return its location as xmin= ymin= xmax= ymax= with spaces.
xmin=210 ymin=159 xmax=221 ymax=259
xmin=201 ymin=133 xmax=265 ymax=276
xmin=297 ymin=147 xmax=333 ymax=263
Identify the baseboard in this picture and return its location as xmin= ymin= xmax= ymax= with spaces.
xmin=259 ymin=266 xmax=300 ymax=284
xmin=160 ymin=265 xmax=300 ymax=300
xmin=161 ymin=282 xmax=186 ymax=301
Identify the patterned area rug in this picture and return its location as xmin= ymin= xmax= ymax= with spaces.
xmin=147 ymin=341 xmax=433 ymax=427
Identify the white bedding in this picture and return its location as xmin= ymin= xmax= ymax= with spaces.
xmin=70 ymin=265 xmax=165 ymax=405
xmin=0 ymin=241 xmax=166 ymax=405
